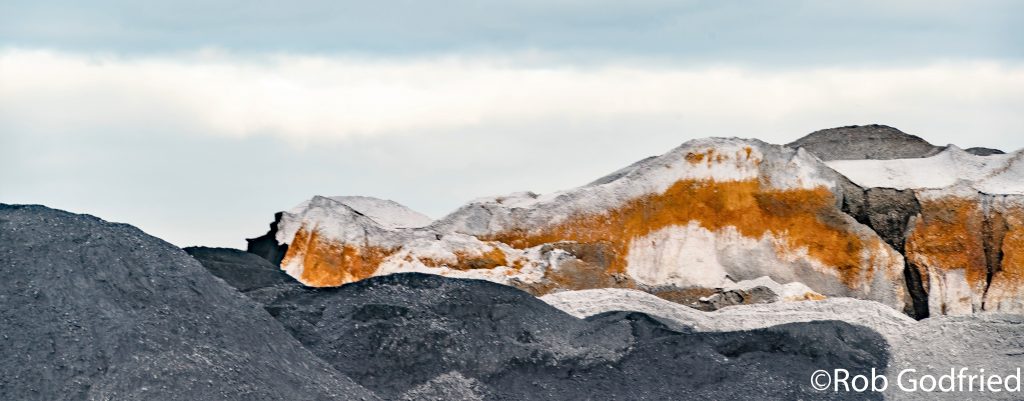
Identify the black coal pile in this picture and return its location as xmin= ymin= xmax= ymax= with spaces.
xmin=184 ymin=246 xmax=292 ymax=292
xmin=0 ymin=205 xmax=378 ymax=401
xmin=258 ymin=272 xmax=891 ymax=400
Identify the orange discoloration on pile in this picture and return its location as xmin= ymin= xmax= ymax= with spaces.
xmin=906 ymin=196 xmax=1024 ymax=312
xmin=282 ymin=226 xmax=395 ymax=287
xmin=532 ymin=241 xmax=633 ymax=293
xmin=984 ymin=205 xmax=1024 ymax=305
xmin=997 ymin=209 xmax=1024 ymax=283
xmin=687 ymin=147 xmax=760 ymax=168
xmin=281 ymin=148 xmax=885 ymax=293
xmin=483 ymin=178 xmax=870 ymax=286
xmin=905 ymin=197 xmax=988 ymax=296
xmin=417 ymin=246 xmax=511 ymax=271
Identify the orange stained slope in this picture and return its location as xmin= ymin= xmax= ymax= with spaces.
xmin=977 ymin=204 xmax=1024 ymax=307
xmin=282 ymin=226 xmax=395 ymax=287
xmin=995 ymin=206 xmax=1024 ymax=286
xmin=416 ymin=246 xmax=517 ymax=271
xmin=483 ymin=178 xmax=871 ymax=287
xmin=905 ymin=196 xmax=989 ymax=296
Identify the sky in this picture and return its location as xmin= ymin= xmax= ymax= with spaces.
xmin=2 ymin=0 xmax=1023 ymax=248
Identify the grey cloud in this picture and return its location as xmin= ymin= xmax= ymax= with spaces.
xmin=1 ymin=0 xmax=1021 ymax=65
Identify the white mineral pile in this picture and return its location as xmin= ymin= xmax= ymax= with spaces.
xmin=262 ymin=137 xmax=910 ymax=313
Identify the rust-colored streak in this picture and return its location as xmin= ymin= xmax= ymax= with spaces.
xmin=282 ymin=227 xmax=394 ymax=287
xmin=986 ymin=205 xmax=1024 ymax=306
xmin=483 ymin=178 xmax=868 ymax=286
xmin=418 ymin=246 xmax=510 ymax=271
xmin=542 ymin=241 xmax=630 ymax=292
xmin=905 ymin=197 xmax=988 ymax=296
xmin=998 ymin=210 xmax=1024 ymax=283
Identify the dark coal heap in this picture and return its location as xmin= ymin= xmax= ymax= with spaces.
xmin=0 ymin=205 xmax=378 ymax=401
xmin=220 ymin=263 xmax=891 ymax=400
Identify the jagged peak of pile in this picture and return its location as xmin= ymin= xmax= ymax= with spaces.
xmin=274 ymin=195 xmax=439 ymax=251
xmin=283 ymin=195 xmax=431 ymax=231
xmin=316 ymin=196 xmax=433 ymax=229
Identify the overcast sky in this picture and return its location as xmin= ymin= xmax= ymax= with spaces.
xmin=2 ymin=0 xmax=1022 ymax=248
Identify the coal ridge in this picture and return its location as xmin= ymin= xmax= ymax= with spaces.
xmin=184 ymin=246 xmax=293 ymax=291
xmin=256 ymin=272 xmax=890 ymax=400
xmin=0 ymin=204 xmax=378 ymax=401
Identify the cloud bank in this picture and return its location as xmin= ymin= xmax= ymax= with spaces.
xmin=4 ymin=48 xmax=1022 ymax=144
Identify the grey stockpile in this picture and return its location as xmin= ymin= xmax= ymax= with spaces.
xmin=0 ymin=204 xmax=378 ymax=401
xmin=788 ymin=124 xmax=1005 ymax=161
xmin=964 ymin=147 xmax=1006 ymax=156
xmin=254 ymin=272 xmax=890 ymax=400
xmin=788 ymin=124 xmax=944 ymax=161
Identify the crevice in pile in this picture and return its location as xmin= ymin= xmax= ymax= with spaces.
xmin=837 ymin=178 xmax=929 ymax=319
